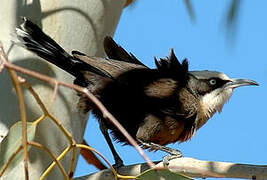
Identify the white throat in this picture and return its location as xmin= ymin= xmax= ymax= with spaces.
xmin=201 ymin=88 xmax=233 ymax=118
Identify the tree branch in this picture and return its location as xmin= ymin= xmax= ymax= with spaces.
xmin=75 ymin=157 xmax=267 ymax=180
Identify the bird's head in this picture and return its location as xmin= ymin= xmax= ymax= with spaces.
xmin=188 ymin=70 xmax=258 ymax=118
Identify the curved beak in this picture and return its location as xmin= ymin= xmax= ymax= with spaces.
xmin=225 ymin=79 xmax=259 ymax=89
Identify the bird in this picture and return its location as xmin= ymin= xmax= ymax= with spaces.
xmin=16 ymin=17 xmax=258 ymax=168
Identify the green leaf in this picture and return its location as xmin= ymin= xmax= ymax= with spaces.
xmin=137 ymin=168 xmax=193 ymax=180
xmin=0 ymin=121 xmax=36 ymax=175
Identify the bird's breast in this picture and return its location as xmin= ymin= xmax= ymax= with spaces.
xmin=136 ymin=114 xmax=186 ymax=145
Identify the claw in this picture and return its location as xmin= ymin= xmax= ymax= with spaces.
xmin=163 ymin=154 xmax=182 ymax=167
xmin=138 ymin=139 xmax=183 ymax=156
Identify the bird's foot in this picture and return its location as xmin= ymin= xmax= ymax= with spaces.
xmin=137 ymin=139 xmax=183 ymax=167
xmin=138 ymin=139 xmax=183 ymax=156
xmin=162 ymin=154 xmax=182 ymax=167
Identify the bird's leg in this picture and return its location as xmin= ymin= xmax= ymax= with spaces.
xmin=99 ymin=121 xmax=124 ymax=168
xmin=137 ymin=139 xmax=182 ymax=166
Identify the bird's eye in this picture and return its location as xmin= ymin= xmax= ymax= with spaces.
xmin=209 ymin=79 xmax=217 ymax=85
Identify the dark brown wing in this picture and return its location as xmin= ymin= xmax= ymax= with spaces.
xmin=72 ymin=53 xmax=145 ymax=79
xmin=103 ymin=36 xmax=147 ymax=67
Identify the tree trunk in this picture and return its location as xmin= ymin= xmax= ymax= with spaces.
xmin=0 ymin=0 xmax=125 ymax=179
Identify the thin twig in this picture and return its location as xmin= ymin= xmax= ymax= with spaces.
xmin=76 ymin=144 xmax=136 ymax=180
xmin=76 ymin=144 xmax=117 ymax=177
xmin=48 ymin=113 xmax=75 ymax=144
xmin=21 ymin=81 xmax=49 ymax=116
xmin=52 ymin=82 xmax=59 ymax=104
xmin=0 ymin=146 xmax=23 ymax=177
xmin=40 ymin=146 xmax=72 ymax=180
xmin=28 ymin=141 xmax=68 ymax=180
xmin=68 ymin=145 xmax=76 ymax=178
xmin=0 ymin=42 xmax=9 ymax=63
xmin=21 ymin=79 xmax=74 ymax=144
xmin=0 ymin=45 xmax=29 ymax=180
xmin=0 ymin=49 xmax=154 ymax=168
xmin=82 ymin=89 xmax=155 ymax=168
xmin=21 ymin=78 xmax=78 ymax=178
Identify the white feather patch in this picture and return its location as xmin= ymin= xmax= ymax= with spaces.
xmin=201 ymin=88 xmax=233 ymax=118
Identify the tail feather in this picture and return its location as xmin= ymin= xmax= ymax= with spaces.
xmin=16 ymin=17 xmax=111 ymax=80
xmin=16 ymin=17 xmax=82 ymax=77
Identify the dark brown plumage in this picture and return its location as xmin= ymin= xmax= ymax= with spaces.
xmin=16 ymin=17 xmax=258 ymax=167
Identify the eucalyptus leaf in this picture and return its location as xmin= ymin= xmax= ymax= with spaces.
xmin=0 ymin=121 xmax=36 ymax=175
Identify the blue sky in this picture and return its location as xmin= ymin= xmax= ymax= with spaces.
xmin=76 ymin=0 xmax=267 ymax=178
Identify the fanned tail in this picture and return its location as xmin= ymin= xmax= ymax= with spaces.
xmin=16 ymin=17 xmax=111 ymax=79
